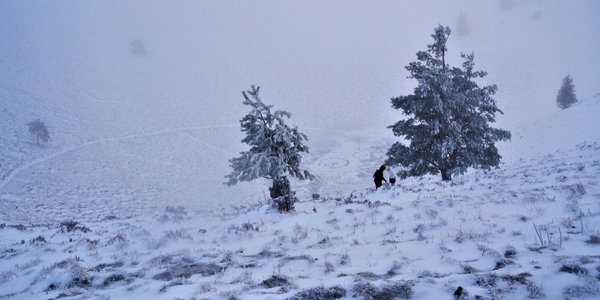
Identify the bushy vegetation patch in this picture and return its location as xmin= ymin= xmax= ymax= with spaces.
xmin=260 ymin=275 xmax=291 ymax=289
xmin=289 ymin=285 xmax=346 ymax=300
xmin=153 ymin=262 xmax=223 ymax=281
xmin=560 ymin=264 xmax=588 ymax=275
xmin=352 ymin=281 xmax=413 ymax=299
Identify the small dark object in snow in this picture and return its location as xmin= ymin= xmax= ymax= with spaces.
xmin=352 ymin=281 xmax=413 ymax=299
xmin=91 ymin=261 xmax=124 ymax=272
xmin=60 ymin=220 xmax=79 ymax=232
xmin=153 ymin=263 xmax=223 ymax=281
xmin=504 ymin=247 xmax=517 ymax=259
xmin=356 ymin=272 xmax=381 ymax=280
xmin=586 ymin=234 xmax=600 ymax=244
xmin=45 ymin=283 xmax=58 ymax=291
xmin=261 ymin=275 xmax=290 ymax=288
xmin=454 ymin=286 xmax=463 ymax=299
xmin=60 ymin=220 xmax=91 ymax=233
xmin=494 ymin=258 xmax=514 ymax=270
xmin=103 ymin=274 xmax=126 ymax=286
xmin=289 ymin=285 xmax=346 ymax=300
xmin=312 ymin=193 xmax=320 ymax=200
xmin=501 ymin=272 xmax=531 ymax=285
xmin=559 ymin=264 xmax=588 ymax=275
xmin=67 ymin=277 xmax=93 ymax=288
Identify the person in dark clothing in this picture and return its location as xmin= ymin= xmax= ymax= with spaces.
xmin=373 ymin=165 xmax=387 ymax=189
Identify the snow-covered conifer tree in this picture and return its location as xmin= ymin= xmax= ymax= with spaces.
xmin=226 ymin=85 xmax=313 ymax=212
xmin=556 ymin=75 xmax=578 ymax=109
xmin=386 ymin=25 xmax=511 ymax=181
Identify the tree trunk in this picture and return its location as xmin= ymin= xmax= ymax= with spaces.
xmin=269 ymin=177 xmax=296 ymax=213
xmin=269 ymin=177 xmax=291 ymax=199
xmin=442 ymin=48 xmax=446 ymax=73
xmin=440 ymin=169 xmax=451 ymax=181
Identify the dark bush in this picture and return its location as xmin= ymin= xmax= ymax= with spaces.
xmin=91 ymin=261 xmax=124 ymax=272
xmin=261 ymin=275 xmax=290 ymax=288
xmin=289 ymin=286 xmax=346 ymax=300
xmin=474 ymin=273 xmax=498 ymax=288
xmin=353 ymin=281 xmax=413 ymax=299
xmin=504 ymin=246 xmax=517 ymax=259
xmin=30 ymin=235 xmax=47 ymax=245
xmin=59 ymin=221 xmax=91 ymax=233
xmin=45 ymin=283 xmax=58 ymax=291
xmin=461 ymin=264 xmax=477 ymax=274
xmin=102 ymin=274 xmax=126 ymax=287
xmin=586 ymin=235 xmax=600 ymax=245
xmin=501 ymin=273 xmax=531 ymax=285
xmin=560 ymin=264 xmax=588 ymax=275
xmin=494 ymin=258 xmax=514 ymax=270
xmin=67 ymin=276 xmax=93 ymax=288
xmin=153 ymin=263 xmax=223 ymax=281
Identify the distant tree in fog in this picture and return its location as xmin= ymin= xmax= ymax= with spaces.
xmin=455 ymin=12 xmax=469 ymax=37
xmin=130 ymin=39 xmax=147 ymax=56
xmin=499 ymin=0 xmax=514 ymax=11
xmin=27 ymin=118 xmax=50 ymax=145
xmin=386 ymin=25 xmax=511 ymax=181
xmin=225 ymin=85 xmax=313 ymax=212
xmin=556 ymin=75 xmax=578 ymax=109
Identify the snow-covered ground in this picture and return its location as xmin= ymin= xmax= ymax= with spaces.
xmin=1 ymin=0 xmax=600 ymax=299
xmin=1 ymin=142 xmax=599 ymax=299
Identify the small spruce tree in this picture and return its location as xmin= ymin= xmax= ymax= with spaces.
xmin=226 ymin=85 xmax=313 ymax=212
xmin=386 ymin=25 xmax=511 ymax=181
xmin=26 ymin=118 xmax=50 ymax=145
xmin=556 ymin=75 xmax=578 ymax=109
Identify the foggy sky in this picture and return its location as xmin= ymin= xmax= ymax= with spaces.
xmin=2 ymin=0 xmax=598 ymax=136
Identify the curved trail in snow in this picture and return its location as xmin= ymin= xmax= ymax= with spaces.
xmin=0 ymin=125 xmax=360 ymax=192
xmin=0 ymin=125 xmax=238 ymax=191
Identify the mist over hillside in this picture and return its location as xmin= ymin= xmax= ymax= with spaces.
xmin=2 ymin=1 xmax=600 ymax=299
xmin=1 ymin=0 xmax=599 ymax=217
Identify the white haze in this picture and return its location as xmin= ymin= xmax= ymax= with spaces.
xmin=1 ymin=0 xmax=599 ymax=219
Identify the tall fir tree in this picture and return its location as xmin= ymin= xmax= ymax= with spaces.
xmin=226 ymin=85 xmax=313 ymax=212
xmin=386 ymin=25 xmax=511 ymax=181
xmin=556 ymin=75 xmax=578 ymax=109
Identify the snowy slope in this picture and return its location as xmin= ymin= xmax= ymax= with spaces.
xmin=1 ymin=143 xmax=599 ymax=299
xmin=2 ymin=1 xmax=599 ymax=215
xmin=502 ymin=94 xmax=600 ymax=158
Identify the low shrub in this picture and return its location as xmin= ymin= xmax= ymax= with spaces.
xmin=352 ymin=281 xmax=413 ymax=299
xmin=289 ymin=286 xmax=346 ymax=300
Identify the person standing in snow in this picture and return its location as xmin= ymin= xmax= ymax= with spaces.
xmin=387 ymin=166 xmax=397 ymax=186
xmin=373 ymin=165 xmax=387 ymax=190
